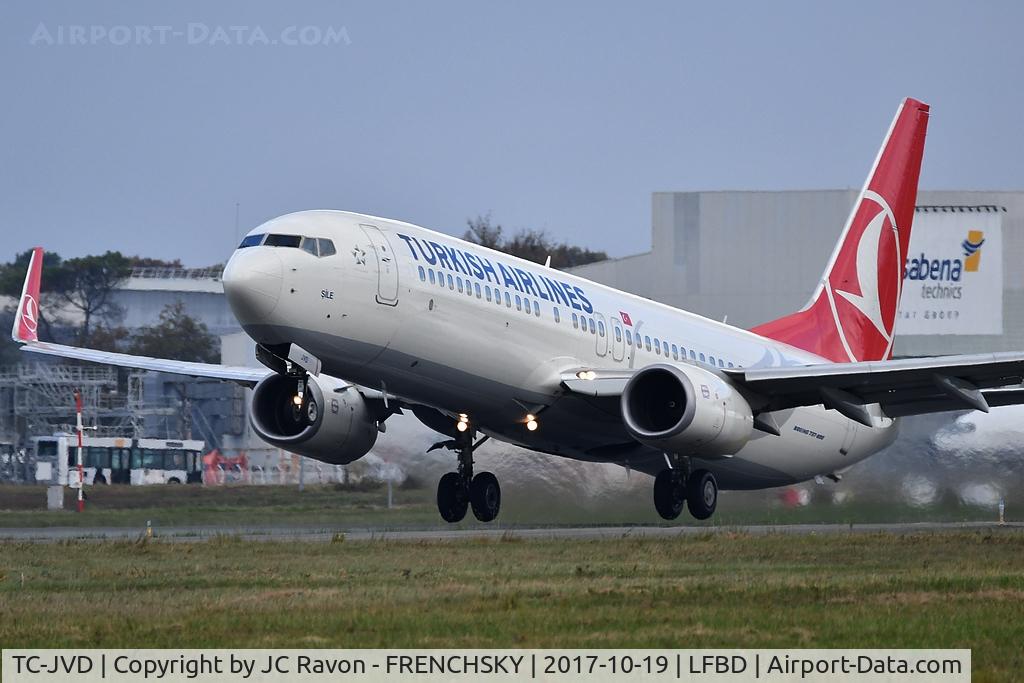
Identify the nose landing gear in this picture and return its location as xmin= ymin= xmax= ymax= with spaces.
xmin=433 ymin=430 xmax=501 ymax=523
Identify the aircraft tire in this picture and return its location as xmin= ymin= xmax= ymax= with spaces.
xmin=437 ymin=472 xmax=469 ymax=523
xmin=653 ymin=469 xmax=686 ymax=520
xmin=470 ymin=471 xmax=501 ymax=522
xmin=686 ymin=469 xmax=718 ymax=520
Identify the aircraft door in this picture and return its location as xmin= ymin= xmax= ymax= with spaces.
xmin=610 ymin=317 xmax=625 ymax=362
xmin=359 ymin=224 xmax=399 ymax=306
xmin=594 ymin=312 xmax=608 ymax=357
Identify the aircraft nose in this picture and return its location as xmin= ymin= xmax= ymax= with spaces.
xmin=223 ymin=247 xmax=283 ymax=323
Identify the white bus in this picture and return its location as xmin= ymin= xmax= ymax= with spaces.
xmin=32 ymin=434 xmax=206 ymax=486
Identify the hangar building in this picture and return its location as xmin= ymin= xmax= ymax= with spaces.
xmin=568 ymin=190 xmax=1024 ymax=358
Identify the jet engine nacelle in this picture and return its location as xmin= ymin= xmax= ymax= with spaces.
xmin=621 ymin=363 xmax=753 ymax=457
xmin=250 ymin=373 xmax=378 ymax=464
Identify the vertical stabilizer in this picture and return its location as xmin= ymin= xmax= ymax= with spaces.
xmin=751 ymin=98 xmax=930 ymax=362
xmin=12 ymin=247 xmax=43 ymax=343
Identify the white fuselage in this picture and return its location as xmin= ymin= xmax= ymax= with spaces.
xmin=223 ymin=210 xmax=898 ymax=489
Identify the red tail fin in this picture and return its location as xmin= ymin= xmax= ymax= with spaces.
xmin=751 ymin=98 xmax=930 ymax=362
xmin=12 ymin=247 xmax=43 ymax=343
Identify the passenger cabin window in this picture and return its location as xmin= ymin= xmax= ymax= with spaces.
xmin=418 ymin=266 xmax=426 ymax=281
xmin=588 ymin=319 xmax=596 ymax=334
xmin=301 ymin=237 xmax=319 ymax=256
xmin=709 ymin=355 xmax=716 ymax=366
xmin=457 ymin=277 xmax=464 ymax=293
xmin=625 ymin=330 xmax=632 ymax=345
xmin=663 ymin=341 xmax=669 ymax=356
xmin=485 ymin=286 xmax=492 ymax=301
xmin=429 ymin=270 xmax=436 ymax=285
xmin=264 ymin=234 xmax=302 ymax=248
xmin=700 ymin=353 xmax=706 ymax=363
xmin=515 ymin=295 xmax=522 ymax=311
xmin=572 ymin=313 xmax=579 ymax=329
xmin=447 ymin=274 xmax=454 ymax=289
xmin=719 ymin=359 xmax=725 ymax=368
xmin=672 ymin=344 xmax=678 ymax=360
xmin=475 ymin=283 xmax=481 ymax=298
xmin=533 ymin=301 xmax=540 ymax=316
xmin=598 ymin=321 xmax=605 ymax=336
xmin=553 ymin=308 xmax=560 ymax=323
xmin=615 ymin=327 xmax=622 ymax=342
xmin=689 ymin=350 xmax=696 ymax=360
xmin=238 ymin=233 xmax=265 ymax=248
xmin=318 ymin=239 xmax=336 ymax=257
xmin=645 ymin=336 xmax=652 ymax=351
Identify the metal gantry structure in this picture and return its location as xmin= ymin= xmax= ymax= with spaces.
xmin=0 ymin=363 xmax=178 ymax=447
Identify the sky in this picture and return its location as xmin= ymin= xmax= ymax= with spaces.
xmin=1 ymin=0 xmax=1022 ymax=266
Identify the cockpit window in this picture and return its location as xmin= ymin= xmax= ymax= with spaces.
xmin=254 ymin=233 xmax=336 ymax=257
xmin=264 ymin=234 xmax=302 ymax=248
xmin=238 ymin=234 xmax=265 ymax=248
xmin=301 ymin=237 xmax=319 ymax=256
xmin=318 ymin=239 xmax=336 ymax=257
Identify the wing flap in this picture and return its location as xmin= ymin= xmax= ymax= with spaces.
xmin=727 ymin=352 xmax=1024 ymax=418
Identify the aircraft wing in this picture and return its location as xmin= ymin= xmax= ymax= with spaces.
xmin=11 ymin=247 xmax=268 ymax=386
xmin=19 ymin=340 xmax=269 ymax=386
xmin=724 ymin=352 xmax=1024 ymax=425
xmin=561 ymin=352 xmax=1024 ymax=429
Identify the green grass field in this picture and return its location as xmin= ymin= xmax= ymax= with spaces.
xmin=0 ymin=483 xmax=1006 ymax=531
xmin=1 ymin=531 xmax=1022 ymax=681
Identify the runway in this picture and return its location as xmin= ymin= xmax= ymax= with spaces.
xmin=1 ymin=520 xmax=1019 ymax=543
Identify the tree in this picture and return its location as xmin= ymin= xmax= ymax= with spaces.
xmin=128 ymin=302 xmax=219 ymax=363
xmin=463 ymin=215 xmax=608 ymax=268
xmin=50 ymin=251 xmax=132 ymax=345
xmin=127 ymin=256 xmax=183 ymax=269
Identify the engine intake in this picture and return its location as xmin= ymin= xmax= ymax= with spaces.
xmin=621 ymin=363 xmax=753 ymax=457
xmin=250 ymin=373 xmax=378 ymax=464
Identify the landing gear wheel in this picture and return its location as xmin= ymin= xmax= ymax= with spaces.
xmin=437 ymin=472 xmax=469 ymax=523
xmin=653 ymin=469 xmax=686 ymax=520
xmin=470 ymin=472 xmax=501 ymax=522
xmin=686 ymin=469 xmax=718 ymax=520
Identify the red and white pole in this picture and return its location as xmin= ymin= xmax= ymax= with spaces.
xmin=74 ymin=390 xmax=85 ymax=513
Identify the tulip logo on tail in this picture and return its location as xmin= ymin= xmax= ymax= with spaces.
xmin=827 ymin=190 xmax=901 ymax=362
xmin=20 ymin=295 xmax=38 ymax=335
xmin=962 ymin=230 xmax=985 ymax=272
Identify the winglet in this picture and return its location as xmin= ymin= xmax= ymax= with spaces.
xmin=12 ymin=247 xmax=43 ymax=343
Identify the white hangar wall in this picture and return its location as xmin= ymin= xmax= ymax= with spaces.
xmin=569 ymin=190 xmax=1024 ymax=357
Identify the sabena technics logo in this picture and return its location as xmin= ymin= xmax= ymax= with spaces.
xmin=903 ymin=230 xmax=984 ymax=300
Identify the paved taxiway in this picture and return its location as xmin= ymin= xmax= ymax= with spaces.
xmin=1 ymin=521 xmax=1019 ymax=543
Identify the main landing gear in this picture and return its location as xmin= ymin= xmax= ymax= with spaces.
xmin=653 ymin=462 xmax=718 ymax=521
xmin=435 ymin=431 xmax=501 ymax=523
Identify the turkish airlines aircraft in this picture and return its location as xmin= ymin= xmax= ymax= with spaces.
xmin=12 ymin=98 xmax=1024 ymax=522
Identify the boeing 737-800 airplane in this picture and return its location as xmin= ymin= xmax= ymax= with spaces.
xmin=12 ymin=98 xmax=1024 ymax=522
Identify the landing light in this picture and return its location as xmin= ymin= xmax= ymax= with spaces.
xmin=526 ymin=414 xmax=539 ymax=431
xmin=292 ymin=394 xmax=303 ymax=406
xmin=576 ymin=370 xmax=597 ymax=380
xmin=456 ymin=420 xmax=468 ymax=433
